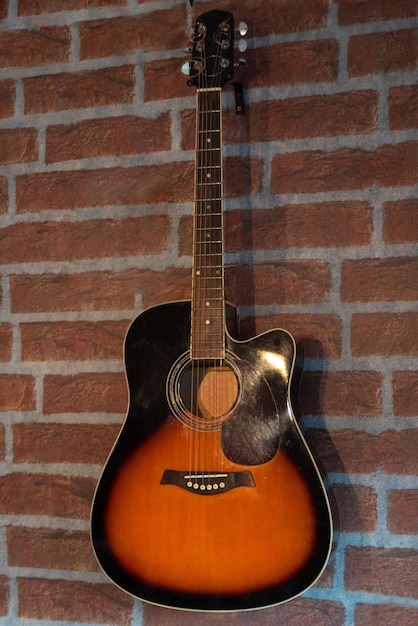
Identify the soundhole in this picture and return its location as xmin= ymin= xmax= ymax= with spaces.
xmin=167 ymin=352 xmax=241 ymax=431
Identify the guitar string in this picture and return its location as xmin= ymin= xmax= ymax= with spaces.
xmin=191 ymin=32 xmax=205 ymax=486
xmin=205 ymin=41 xmax=224 ymax=482
xmin=190 ymin=22 xmax=227 ymax=486
xmin=205 ymin=32 xmax=225 ymax=483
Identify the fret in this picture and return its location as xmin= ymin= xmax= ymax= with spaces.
xmin=194 ymin=220 xmax=222 ymax=228
xmin=195 ymin=212 xmax=221 ymax=217
xmin=196 ymin=196 xmax=222 ymax=200
xmin=194 ymin=230 xmax=222 ymax=236
xmin=195 ymin=221 xmax=222 ymax=229
xmin=197 ymin=128 xmax=221 ymax=134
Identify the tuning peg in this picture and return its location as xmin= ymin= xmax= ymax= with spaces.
xmin=235 ymin=21 xmax=248 ymax=37
xmin=234 ymin=58 xmax=247 ymax=68
xmin=235 ymin=39 xmax=247 ymax=53
xmin=181 ymin=61 xmax=191 ymax=76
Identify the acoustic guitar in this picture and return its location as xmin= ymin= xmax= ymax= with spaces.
xmin=91 ymin=9 xmax=332 ymax=611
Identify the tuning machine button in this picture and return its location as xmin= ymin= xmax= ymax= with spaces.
xmin=235 ymin=21 xmax=248 ymax=37
xmin=234 ymin=58 xmax=247 ymax=68
xmin=181 ymin=62 xmax=191 ymax=76
xmin=235 ymin=39 xmax=247 ymax=53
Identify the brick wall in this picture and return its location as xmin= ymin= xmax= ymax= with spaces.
xmin=0 ymin=0 xmax=417 ymax=624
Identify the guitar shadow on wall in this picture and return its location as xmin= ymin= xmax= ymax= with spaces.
xmin=222 ymin=90 xmax=350 ymax=573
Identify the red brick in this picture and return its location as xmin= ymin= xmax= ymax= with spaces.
xmin=0 ymin=26 xmax=70 ymax=68
xmin=240 ymin=313 xmax=342 ymax=360
xmin=226 ymin=261 xmax=331 ymax=307
xmin=342 ymin=257 xmax=418 ymax=302
xmin=0 ymin=323 xmax=12 ymax=361
xmin=0 ymin=374 xmax=36 ymax=411
xmin=144 ymin=57 xmax=191 ymax=102
xmin=203 ymin=0 xmax=329 ymax=38
xmin=16 ymin=156 xmax=261 ymax=212
xmin=13 ymin=423 xmax=120 ymax=464
xmin=308 ymin=429 xmax=418 ymax=475
xmin=143 ymin=597 xmax=344 ymax=626
xmin=0 ymin=576 xmax=9 ymax=617
xmin=18 ymin=578 xmax=133 ymax=624
xmin=345 ymin=546 xmax=418 ymax=598
xmin=387 ymin=489 xmax=418 ymax=534
xmin=384 ymin=199 xmax=418 ymax=242
xmin=136 ymin=268 xmax=193 ymax=309
xmin=21 ymin=320 xmax=128 ymax=361
xmin=0 ymin=128 xmax=38 ymax=165
xmin=11 ymin=269 xmax=138 ymax=313
xmin=144 ymin=40 xmax=338 ymax=101
xmin=0 ymin=473 xmax=94 ymax=518
xmin=0 ymin=79 xmax=14 ymax=118
xmin=248 ymin=39 xmax=339 ymax=89
xmin=7 ymin=526 xmax=99 ymax=571
xmin=182 ymin=91 xmax=378 ymax=147
xmin=338 ymin=0 xmax=418 ymax=24
xmin=0 ymin=177 xmax=7 ymax=214
xmin=43 ymin=373 xmax=127 ymax=414
xmin=46 ymin=113 xmax=171 ymax=162
xmin=332 ymin=483 xmax=377 ymax=532
xmin=380 ymin=430 xmax=418 ymax=474
xmin=23 ymin=65 xmax=135 ymax=114
xmin=80 ymin=4 xmax=187 ymax=58
xmin=180 ymin=202 xmax=373 ymax=253
xmin=16 ymin=162 xmax=192 ymax=212
xmin=300 ymin=370 xmax=382 ymax=417
xmin=355 ymin=603 xmax=418 ymax=626
xmin=0 ymin=216 xmax=169 ymax=262
xmin=0 ymin=1 xmax=7 ymax=19
xmin=389 ymin=84 xmax=418 ymax=130
xmin=10 ymin=267 xmax=191 ymax=313
xmin=225 ymin=156 xmax=264 ymax=197
xmin=216 ymin=202 xmax=372 ymax=250
xmin=271 ymin=142 xmax=418 ymax=194
xmin=392 ymin=370 xmax=418 ymax=417
xmin=18 ymin=0 xmax=125 ymax=14
xmin=351 ymin=312 xmax=418 ymax=356
xmin=348 ymin=29 xmax=418 ymax=77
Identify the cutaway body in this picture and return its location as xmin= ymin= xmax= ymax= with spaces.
xmin=91 ymin=301 xmax=332 ymax=610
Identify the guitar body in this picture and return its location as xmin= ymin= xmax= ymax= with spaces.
xmin=91 ymin=301 xmax=332 ymax=610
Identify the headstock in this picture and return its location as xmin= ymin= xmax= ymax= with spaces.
xmin=184 ymin=10 xmax=246 ymax=90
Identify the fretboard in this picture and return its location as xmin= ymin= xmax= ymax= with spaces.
xmin=190 ymin=88 xmax=225 ymax=361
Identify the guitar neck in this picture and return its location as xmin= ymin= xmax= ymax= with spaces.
xmin=191 ymin=88 xmax=225 ymax=361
